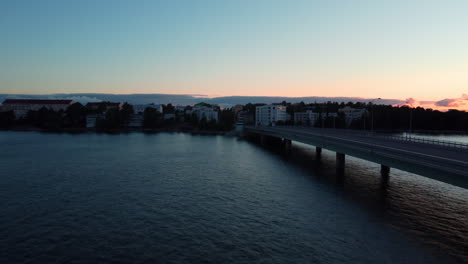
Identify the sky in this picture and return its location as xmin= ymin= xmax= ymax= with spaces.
xmin=1 ymin=0 xmax=468 ymax=110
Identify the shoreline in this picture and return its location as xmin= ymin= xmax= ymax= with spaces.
xmin=1 ymin=126 xmax=467 ymax=136
xmin=0 ymin=126 xmax=234 ymax=136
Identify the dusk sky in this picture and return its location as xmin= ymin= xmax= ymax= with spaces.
xmin=2 ymin=0 xmax=468 ymax=109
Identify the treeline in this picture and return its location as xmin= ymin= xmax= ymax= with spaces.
xmin=360 ymin=105 xmax=468 ymax=131
xmin=0 ymin=102 xmax=88 ymax=130
xmin=95 ymin=103 xmax=134 ymax=130
xmin=274 ymin=101 xmax=468 ymax=131
xmin=0 ymin=102 xmax=236 ymax=131
xmin=142 ymin=107 xmax=235 ymax=131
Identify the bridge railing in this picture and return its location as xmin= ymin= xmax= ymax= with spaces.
xmin=379 ymin=135 xmax=468 ymax=150
xmin=246 ymin=125 xmax=468 ymax=150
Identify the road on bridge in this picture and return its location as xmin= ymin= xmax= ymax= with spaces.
xmin=245 ymin=126 xmax=468 ymax=188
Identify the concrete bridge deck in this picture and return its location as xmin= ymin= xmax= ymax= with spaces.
xmin=245 ymin=126 xmax=468 ymax=189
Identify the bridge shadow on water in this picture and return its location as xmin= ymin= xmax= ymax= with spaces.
xmin=243 ymin=136 xmax=468 ymax=263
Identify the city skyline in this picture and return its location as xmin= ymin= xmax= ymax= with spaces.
xmin=2 ymin=0 xmax=468 ymax=111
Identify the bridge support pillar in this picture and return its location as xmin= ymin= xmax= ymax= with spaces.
xmin=381 ymin=165 xmax=390 ymax=175
xmin=336 ymin=152 xmax=345 ymax=176
xmin=283 ymin=139 xmax=292 ymax=154
xmin=380 ymin=165 xmax=390 ymax=187
xmin=260 ymin=135 xmax=266 ymax=146
xmin=316 ymin=147 xmax=322 ymax=159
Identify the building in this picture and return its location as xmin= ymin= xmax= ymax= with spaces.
xmin=175 ymin=105 xmax=187 ymax=112
xmin=255 ymin=105 xmax=290 ymax=126
xmin=86 ymin=102 xmax=121 ymax=113
xmin=86 ymin=114 xmax=103 ymax=128
xmin=339 ymin=106 xmax=367 ymax=127
xmin=133 ymin=104 xmax=163 ymax=115
xmin=163 ymin=113 xmax=176 ymax=120
xmin=192 ymin=103 xmax=219 ymax=122
xmin=232 ymin=105 xmax=244 ymax=115
xmin=127 ymin=114 xmax=144 ymax=127
xmin=1 ymin=99 xmax=74 ymax=119
xmin=237 ymin=110 xmax=254 ymax=125
xmin=294 ymin=110 xmax=320 ymax=126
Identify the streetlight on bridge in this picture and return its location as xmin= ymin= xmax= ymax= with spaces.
xmin=370 ymin=98 xmax=381 ymax=135
xmin=405 ymin=101 xmax=414 ymax=137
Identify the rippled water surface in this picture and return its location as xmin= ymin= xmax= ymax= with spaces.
xmin=0 ymin=132 xmax=467 ymax=263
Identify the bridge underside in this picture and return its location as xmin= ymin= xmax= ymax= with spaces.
xmin=247 ymin=129 xmax=468 ymax=190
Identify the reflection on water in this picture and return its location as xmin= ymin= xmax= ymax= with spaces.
xmin=284 ymin=141 xmax=468 ymax=262
xmin=0 ymin=132 xmax=466 ymax=263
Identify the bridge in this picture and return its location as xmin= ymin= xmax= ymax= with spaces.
xmin=244 ymin=126 xmax=468 ymax=189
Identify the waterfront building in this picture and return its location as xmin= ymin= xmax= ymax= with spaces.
xmin=127 ymin=114 xmax=144 ymax=127
xmin=339 ymin=106 xmax=367 ymax=127
xmin=1 ymin=99 xmax=74 ymax=119
xmin=255 ymin=104 xmax=290 ymax=126
xmin=86 ymin=102 xmax=121 ymax=113
xmin=86 ymin=114 xmax=103 ymax=128
xmin=175 ymin=105 xmax=187 ymax=112
xmin=294 ymin=110 xmax=320 ymax=126
xmin=237 ymin=110 xmax=254 ymax=125
xmin=233 ymin=105 xmax=244 ymax=115
xmin=192 ymin=103 xmax=219 ymax=122
xmin=133 ymin=104 xmax=163 ymax=115
xmin=163 ymin=113 xmax=176 ymax=120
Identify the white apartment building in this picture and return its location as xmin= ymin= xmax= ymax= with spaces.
xmin=294 ymin=110 xmax=320 ymax=126
xmin=339 ymin=106 xmax=367 ymax=127
xmin=175 ymin=105 xmax=187 ymax=112
xmin=192 ymin=106 xmax=218 ymax=122
xmin=1 ymin=99 xmax=74 ymax=119
xmin=255 ymin=105 xmax=290 ymax=126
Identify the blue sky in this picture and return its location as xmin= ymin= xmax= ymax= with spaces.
xmin=2 ymin=0 xmax=468 ymax=104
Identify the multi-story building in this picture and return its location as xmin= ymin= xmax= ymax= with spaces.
xmin=133 ymin=104 xmax=163 ymax=115
xmin=255 ymin=105 xmax=290 ymax=126
xmin=86 ymin=102 xmax=121 ymax=113
xmin=192 ymin=103 xmax=219 ymax=122
xmin=1 ymin=99 xmax=74 ymax=119
xmin=294 ymin=110 xmax=320 ymax=126
xmin=339 ymin=106 xmax=367 ymax=127
xmin=175 ymin=105 xmax=187 ymax=112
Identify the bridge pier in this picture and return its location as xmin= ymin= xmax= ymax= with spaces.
xmin=316 ymin=147 xmax=322 ymax=160
xmin=283 ymin=139 xmax=292 ymax=154
xmin=380 ymin=165 xmax=390 ymax=187
xmin=381 ymin=165 xmax=390 ymax=175
xmin=336 ymin=152 xmax=345 ymax=176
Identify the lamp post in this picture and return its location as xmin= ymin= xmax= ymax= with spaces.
xmin=370 ymin=98 xmax=381 ymax=135
xmin=321 ymin=103 xmax=326 ymax=129
xmin=405 ymin=101 xmax=413 ymax=136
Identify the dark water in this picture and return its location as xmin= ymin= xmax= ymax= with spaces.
xmin=0 ymin=132 xmax=467 ymax=263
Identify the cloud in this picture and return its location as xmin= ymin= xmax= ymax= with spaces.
xmin=405 ymin=98 xmax=417 ymax=105
xmin=1 ymin=93 xmax=467 ymax=111
xmin=63 ymin=96 xmax=102 ymax=104
xmin=393 ymin=94 xmax=468 ymax=111
xmin=435 ymin=98 xmax=459 ymax=107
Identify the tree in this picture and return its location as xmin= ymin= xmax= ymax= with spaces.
xmin=163 ymin=103 xmax=175 ymax=113
xmin=64 ymin=102 xmax=86 ymax=128
xmin=120 ymin=103 xmax=134 ymax=127
xmin=218 ymin=109 xmax=235 ymax=130
xmin=102 ymin=108 xmax=121 ymax=129
xmin=143 ymin=107 xmax=162 ymax=129
xmin=0 ymin=111 xmax=15 ymax=128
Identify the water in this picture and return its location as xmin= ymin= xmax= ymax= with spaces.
xmin=0 ymin=131 xmax=467 ymax=263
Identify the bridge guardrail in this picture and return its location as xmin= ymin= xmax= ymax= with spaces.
xmin=246 ymin=126 xmax=468 ymax=150
xmin=380 ymin=135 xmax=468 ymax=150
